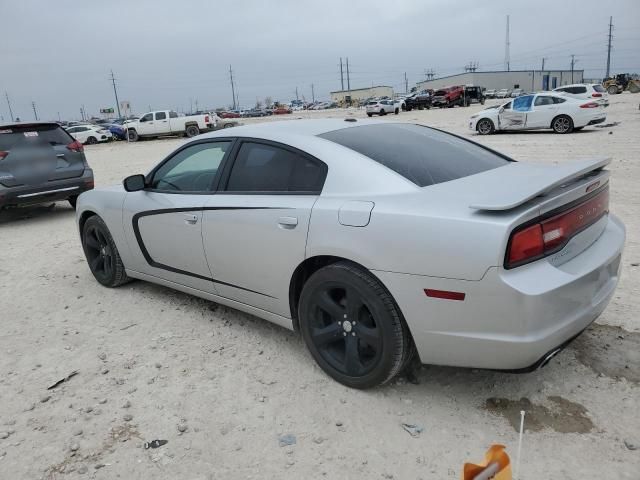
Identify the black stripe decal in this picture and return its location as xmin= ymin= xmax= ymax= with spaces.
xmin=132 ymin=207 xmax=290 ymax=298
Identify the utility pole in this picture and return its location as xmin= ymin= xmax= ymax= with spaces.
xmin=346 ymin=57 xmax=351 ymax=91
xmin=229 ymin=65 xmax=237 ymax=110
xmin=110 ymin=70 xmax=122 ymax=118
xmin=311 ymin=83 xmax=315 ymax=103
xmin=295 ymin=86 xmax=299 ymax=101
xmin=31 ymin=101 xmax=38 ymax=121
xmin=570 ymin=54 xmax=576 ymax=83
xmin=57 ymin=112 xmax=61 ymax=122
xmin=606 ymin=16 xmax=613 ymax=78
xmin=4 ymin=92 xmax=14 ymax=122
xmin=404 ymin=72 xmax=408 ymax=94
xmin=504 ymin=15 xmax=510 ymax=71
xmin=339 ymin=57 xmax=344 ymax=91
xmin=80 ymin=106 xmax=85 ymax=121
xmin=541 ymin=57 xmax=545 ymax=71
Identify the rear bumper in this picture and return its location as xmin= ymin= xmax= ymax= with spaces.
xmin=0 ymin=169 xmax=94 ymax=208
xmin=374 ymin=214 xmax=625 ymax=370
xmin=588 ymin=117 xmax=606 ymax=126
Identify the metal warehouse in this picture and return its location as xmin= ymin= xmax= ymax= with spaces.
xmin=330 ymin=85 xmax=394 ymax=104
xmin=416 ymin=70 xmax=585 ymax=92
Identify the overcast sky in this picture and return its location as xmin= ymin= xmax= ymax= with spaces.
xmin=1 ymin=0 xmax=639 ymax=120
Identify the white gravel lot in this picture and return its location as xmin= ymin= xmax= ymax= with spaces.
xmin=1 ymin=94 xmax=638 ymax=479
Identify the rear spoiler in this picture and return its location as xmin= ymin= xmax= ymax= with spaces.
xmin=469 ymin=157 xmax=611 ymax=211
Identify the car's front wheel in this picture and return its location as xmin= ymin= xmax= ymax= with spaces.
xmin=82 ymin=215 xmax=130 ymax=288
xmin=86 ymin=136 xmax=97 ymax=145
xmin=552 ymin=115 xmax=574 ymax=134
xmin=127 ymin=129 xmax=139 ymax=142
xmin=476 ymin=118 xmax=495 ymax=135
xmin=298 ymin=261 xmax=412 ymax=389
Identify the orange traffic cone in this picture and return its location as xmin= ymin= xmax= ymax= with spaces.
xmin=462 ymin=444 xmax=512 ymax=480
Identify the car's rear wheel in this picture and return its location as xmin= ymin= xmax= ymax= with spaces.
xmin=186 ymin=125 xmax=200 ymax=137
xmin=405 ymin=105 xmax=412 ymax=111
xmin=86 ymin=136 xmax=97 ymax=145
xmin=552 ymin=115 xmax=574 ymax=134
xmin=607 ymin=85 xmax=618 ymax=95
xmin=298 ymin=261 xmax=411 ymax=389
xmin=394 ymin=108 xmax=399 ymax=115
xmin=476 ymin=118 xmax=495 ymax=135
xmin=367 ymin=113 xmax=373 ymax=117
xmin=127 ymin=129 xmax=139 ymax=142
xmin=379 ymin=109 xmax=386 ymax=116
xmin=82 ymin=215 xmax=130 ymax=288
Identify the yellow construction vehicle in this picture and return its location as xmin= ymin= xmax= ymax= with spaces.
xmin=602 ymin=73 xmax=640 ymax=94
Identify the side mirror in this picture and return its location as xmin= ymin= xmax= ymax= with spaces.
xmin=123 ymin=174 xmax=146 ymax=192
xmin=498 ymin=107 xmax=505 ymax=114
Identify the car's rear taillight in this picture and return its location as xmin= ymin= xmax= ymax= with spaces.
xmin=0 ymin=150 xmax=8 ymax=160
xmin=67 ymin=140 xmax=84 ymax=152
xmin=592 ymin=93 xmax=602 ymax=97
xmin=505 ymin=186 xmax=609 ymax=269
xmin=580 ymin=102 xmax=600 ymax=108
xmin=205 ymin=115 xmax=209 ymax=123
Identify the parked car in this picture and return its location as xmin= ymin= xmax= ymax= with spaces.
xmin=553 ymin=83 xmax=609 ymax=107
xmin=366 ymin=99 xmax=399 ymax=116
xmin=495 ymin=89 xmax=511 ymax=98
xmin=210 ymin=113 xmax=240 ymax=130
xmin=484 ymin=89 xmax=496 ymax=99
xmin=125 ymin=110 xmax=215 ymax=141
xmin=76 ymin=119 xmax=624 ymax=388
xmin=219 ymin=111 xmax=241 ymax=119
xmin=66 ymin=124 xmax=113 ymax=144
xmin=510 ymin=89 xmax=524 ymax=98
xmin=404 ymin=90 xmax=432 ymax=111
xmin=272 ymin=106 xmax=292 ymax=114
xmin=463 ymin=86 xmax=485 ymax=106
xmin=432 ymin=86 xmax=465 ymax=108
xmin=0 ymin=122 xmax=94 ymax=210
xmin=469 ymin=93 xmax=606 ymax=135
xmin=107 ymin=123 xmax=127 ymax=140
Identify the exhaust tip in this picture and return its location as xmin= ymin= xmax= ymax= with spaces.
xmin=539 ymin=347 xmax=562 ymax=369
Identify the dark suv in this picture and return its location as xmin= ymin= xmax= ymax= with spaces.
xmin=0 ymin=122 xmax=94 ymax=210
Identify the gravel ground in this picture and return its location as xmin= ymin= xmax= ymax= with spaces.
xmin=1 ymin=93 xmax=638 ymax=479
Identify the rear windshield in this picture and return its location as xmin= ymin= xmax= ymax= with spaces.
xmin=592 ymin=84 xmax=605 ymax=93
xmin=319 ymin=124 xmax=511 ymax=187
xmin=0 ymin=124 xmax=73 ymax=150
xmin=434 ymin=90 xmax=446 ymax=96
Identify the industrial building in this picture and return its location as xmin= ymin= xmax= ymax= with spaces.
xmin=330 ymin=85 xmax=393 ymax=104
xmin=415 ymin=70 xmax=584 ymax=92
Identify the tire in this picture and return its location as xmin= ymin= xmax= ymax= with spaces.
xmin=367 ymin=113 xmax=373 ymax=117
xmin=298 ymin=261 xmax=412 ymax=389
xmin=418 ymin=105 xmax=424 ymax=110
xmin=68 ymin=196 xmax=78 ymax=209
xmin=405 ymin=105 xmax=412 ymax=112
xmin=379 ymin=109 xmax=386 ymax=116
xmin=223 ymin=123 xmax=234 ymax=128
xmin=394 ymin=108 xmax=399 ymax=115
xmin=607 ymin=85 xmax=618 ymax=95
xmin=127 ymin=129 xmax=139 ymax=142
xmin=81 ymin=215 xmax=130 ymax=288
xmin=480 ymin=98 xmax=485 ymax=105
xmin=86 ymin=136 xmax=97 ymax=145
xmin=185 ymin=125 xmax=200 ymax=137
xmin=552 ymin=114 xmax=574 ymax=134
xmin=476 ymin=118 xmax=495 ymax=135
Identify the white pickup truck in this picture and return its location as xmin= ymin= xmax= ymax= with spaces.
xmin=125 ymin=110 xmax=215 ymax=141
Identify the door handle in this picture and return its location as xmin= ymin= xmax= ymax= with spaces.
xmin=278 ymin=216 xmax=298 ymax=229
xmin=184 ymin=213 xmax=198 ymax=225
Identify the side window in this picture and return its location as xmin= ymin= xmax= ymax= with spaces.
xmin=169 ymin=111 xmax=178 ymax=118
xmin=150 ymin=141 xmax=231 ymax=192
xmin=225 ymin=142 xmax=326 ymax=193
xmin=67 ymin=127 xmax=77 ymax=133
xmin=555 ymin=87 xmax=566 ymax=93
xmin=534 ymin=96 xmax=554 ymax=106
xmin=552 ymin=97 xmax=567 ymax=104
xmin=512 ymin=95 xmax=534 ymax=112
xmin=575 ymin=86 xmax=587 ymax=94
xmin=503 ymin=102 xmax=512 ymax=110
xmin=140 ymin=113 xmax=153 ymax=122
xmin=155 ymin=112 xmax=167 ymax=120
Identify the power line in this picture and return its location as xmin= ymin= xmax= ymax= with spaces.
xmin=229 ymin=65 xmax=237 ymax=110
xmin=606 ymin=16 xmax=613 ymax=78
xmin=504 ymin=15 xmax=510 ymax=71
xmin=5 ymin=92 xmax=14 ymax=122
xmin=110 ymin=70 xmax=122 ymax=118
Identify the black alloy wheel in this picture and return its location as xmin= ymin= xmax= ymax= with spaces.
xmin=82 ymin=215 xmax=130 ymax=287
xmin=299 ymin=261 xmax=412 ymax=388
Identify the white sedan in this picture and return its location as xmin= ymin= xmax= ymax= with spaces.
xmin=66 ymin=125 xmax=113 ymax=144
xmin=469 ymin=93 xmax=606 ymax=135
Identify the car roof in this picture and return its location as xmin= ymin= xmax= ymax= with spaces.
xmin=0 ymin=121 xmax=61 ymax=129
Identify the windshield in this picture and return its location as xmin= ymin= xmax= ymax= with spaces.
xmin=319 ymin=124 xmax=510 ymax=187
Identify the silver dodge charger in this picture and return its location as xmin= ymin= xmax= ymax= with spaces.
xmin=76 ymin=120 xmax=625 ymax=388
